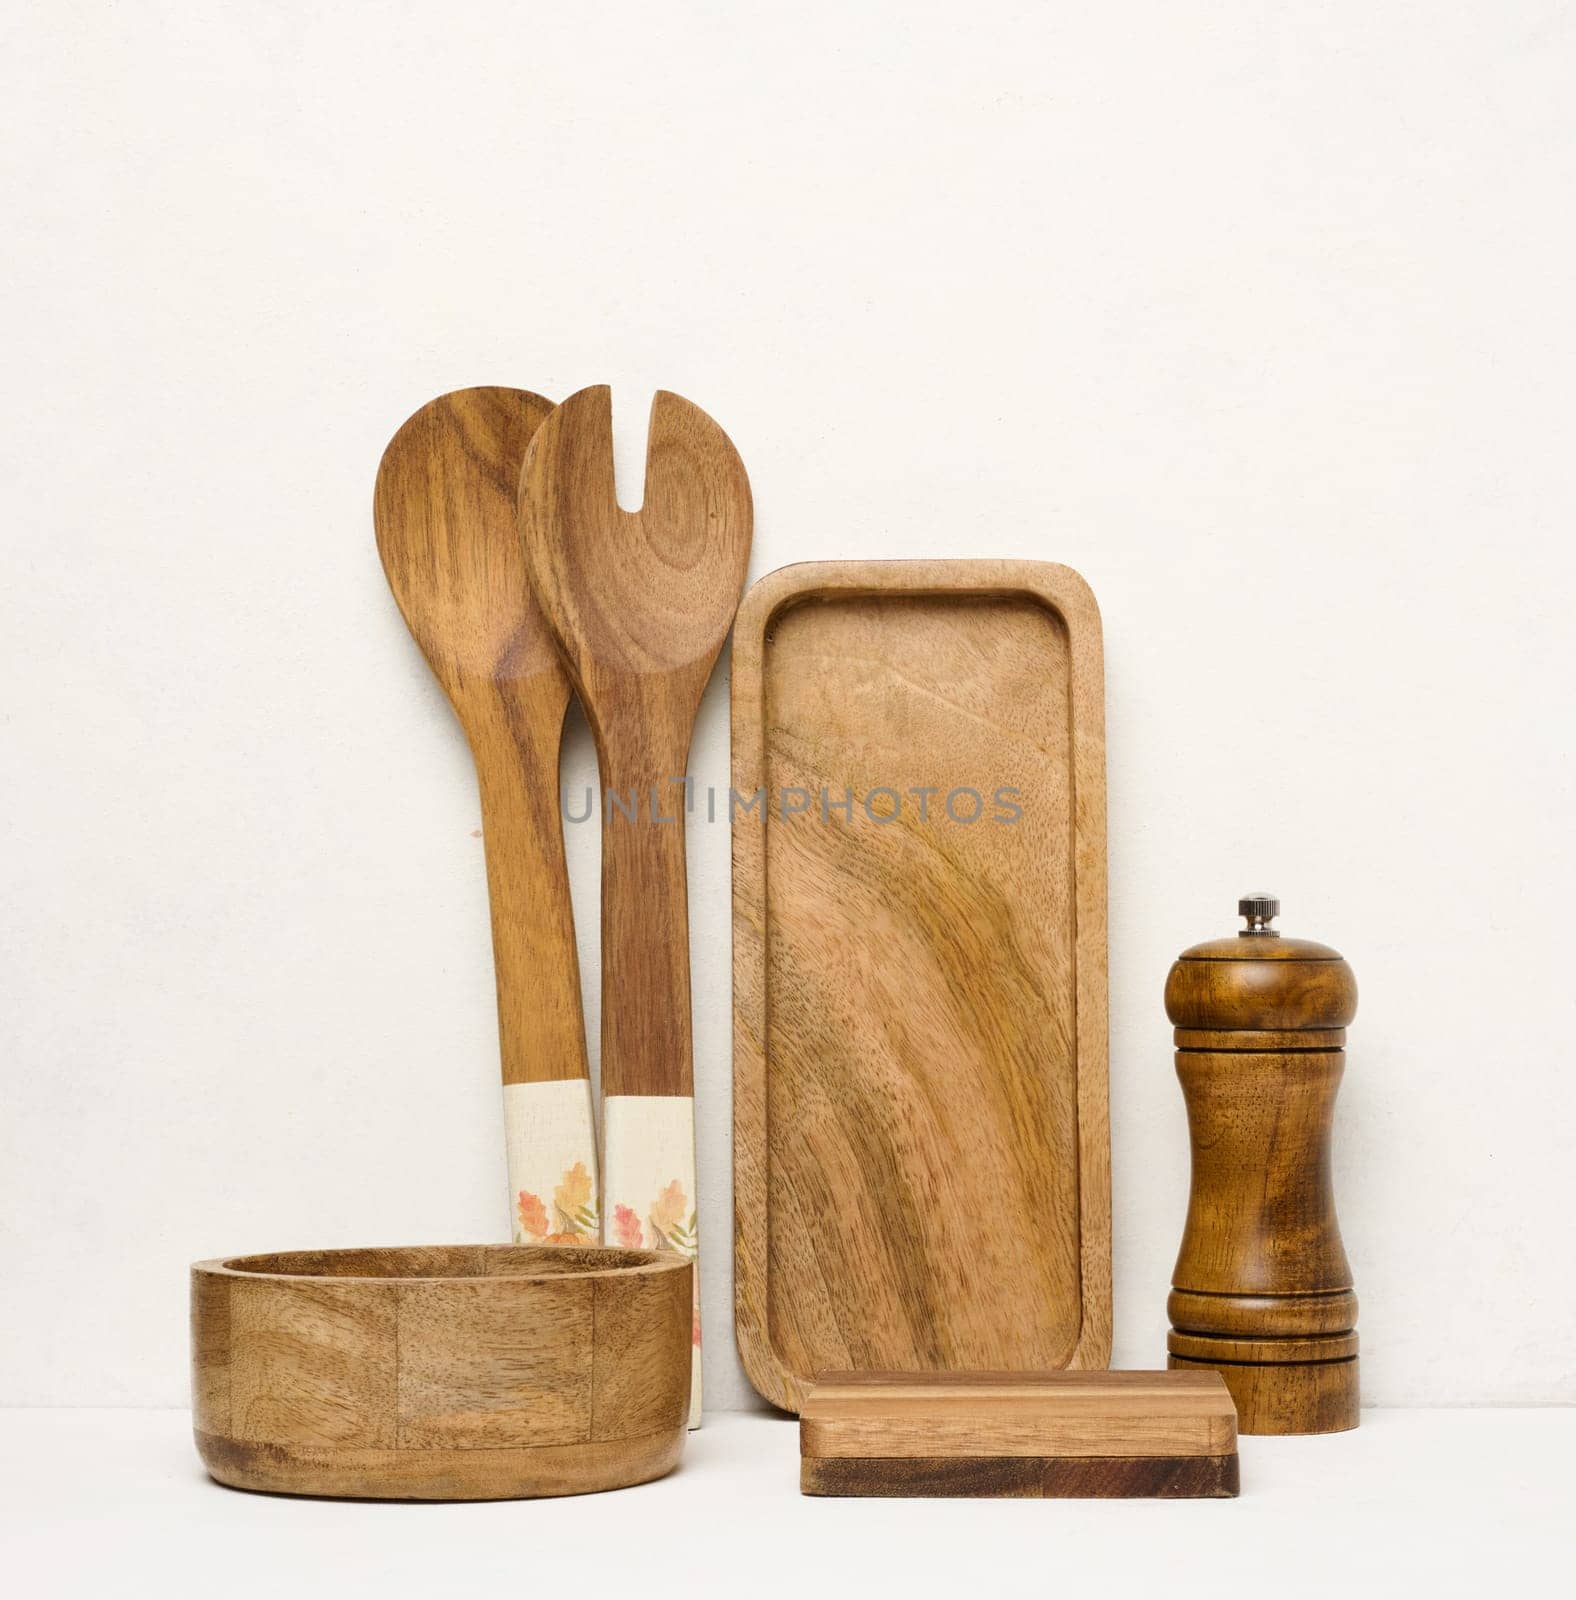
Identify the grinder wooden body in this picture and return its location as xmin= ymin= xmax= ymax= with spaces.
xmin=1165 ymin=898 xmax=1359 ymax=1434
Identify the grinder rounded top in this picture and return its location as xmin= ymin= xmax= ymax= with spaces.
xmin=1166 ymin=896 xmax=1357 ymax=1032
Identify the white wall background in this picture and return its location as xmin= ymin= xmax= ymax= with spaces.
xmin=4 ymin=2 xmax=1573 ymax=1410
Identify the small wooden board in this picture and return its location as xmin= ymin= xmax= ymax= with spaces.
xmin=732 ymin=561 xmax=1109 ymax=1412
xmin=800 ymin=1372 xmax=1239 ymax=1499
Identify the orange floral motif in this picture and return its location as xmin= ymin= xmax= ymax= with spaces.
xmin=517 ymin=1162 xmax=598 ymax=1246
xmin=647 ymin=1180 xmax=696 ymax=1256
xmin=516 ymin=1190 xmax=549 ymax=1241
xmin=553 ymin=1161 xmax=596 ymax=1237
xmin=612 ymin=1204 xmax=644 ymax=1249
xmin=650 ymin=1179 xmax=687 ymax=1232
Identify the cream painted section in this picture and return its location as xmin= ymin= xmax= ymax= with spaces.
xmin=603 ymin=1095 xmax=701 ymax=1427
xmin=501 ymin=1078 xmax=599 ymax=1244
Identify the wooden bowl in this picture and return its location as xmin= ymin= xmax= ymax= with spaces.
xmin=191 ymin=1244 xmax=692 ymax=1500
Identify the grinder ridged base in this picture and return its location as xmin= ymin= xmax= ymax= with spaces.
xmin=1167 ymin=1349 xmax=1359 ymax=1436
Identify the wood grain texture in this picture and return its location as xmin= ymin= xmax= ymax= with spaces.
xmin=394 ymin=1276 xmax=592 ymax=1449
xmin=1168 ymin=1354 xmax=1359 ymax=1437
xmin=590 ymin=1256 xmax=694 ymax=1440
xmin=374 ymin=388 xmax=589 ymax=1095
xmin=799 ymin=1372 xmax=1235 ymax=1459
xmin=191 ymin=1245 xmax=691 ymax=1499
xmin=1166 ymin=1287 xmax=1359 ymax=1338
xmin=1165 ymin=940 xmax=1357 ymax=1033
xmin=1166 ymin=1329 xmax=1359 ymax=1364
xmin=1166 ymin=914 xmax=1361 ymax=1435
xmin=520 ymin=385 xmax=752 ymax=1427
xmin=1171 ymin=1050 xmax=1353 ymax=1295
xmin=189 ymin=1262 xmax=231 ymax=1434
xmin=229 ymin=1276 xmax=398 ymax=1449
xmin=801 ymin=1454 xmax=1239 ymax=1500
xmin=799 ymin=1372 xmax=1237 ymax=1499
xmin=193 ymin=1430 xmax=683 ymax=1503
xmin=732 ymin=561 xmax=1109 ymax=1413
xmin=519 ymin=385 xmax=752 ymax=1103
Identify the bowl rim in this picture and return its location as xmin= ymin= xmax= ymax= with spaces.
xmin=191 ymin=1242 xmax=692 ymax=1285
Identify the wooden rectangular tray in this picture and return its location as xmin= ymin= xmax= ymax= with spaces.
xmin=732 ymin=560 xmax=1109 ymax=1413
xmin=799 ymin=1372 xmax=1238 ymax=1499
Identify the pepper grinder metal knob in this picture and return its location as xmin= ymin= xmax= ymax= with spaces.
xmin=1237 ymin=893 xmax=1279 ymax=931
xmin=1164 ymin=896 xmax=1360 ymax=1434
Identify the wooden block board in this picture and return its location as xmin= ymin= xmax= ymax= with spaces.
xmin=799 ymin=1372 xmax=1239 ymax=1499
xmin=732 ymin=561 xmax=1110 ymax=1413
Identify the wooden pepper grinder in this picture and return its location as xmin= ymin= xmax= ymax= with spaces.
xmin=1165 ymin=895 xmax=1360 ymax=1434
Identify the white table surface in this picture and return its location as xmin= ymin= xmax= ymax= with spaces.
xmin=3 ymin=1407 xmax=1569 ymax=1596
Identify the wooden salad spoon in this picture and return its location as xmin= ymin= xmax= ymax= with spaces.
xmin=375 ymin=387 xmax=599 ymax=1250
xmin=519 ymin=386 xmax=753 ymax=1426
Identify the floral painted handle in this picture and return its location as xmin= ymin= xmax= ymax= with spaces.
xmin=603 ymin=1094 xmax=701 ymax=1427
xmin=503 ymin=1079 xmax=600 ymax=1246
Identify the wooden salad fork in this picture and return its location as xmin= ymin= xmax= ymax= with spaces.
xmin=519 ymin=386 xmax=752 ymax=1426
xmin=375 ymin=388 xmax=599 ymax=1250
